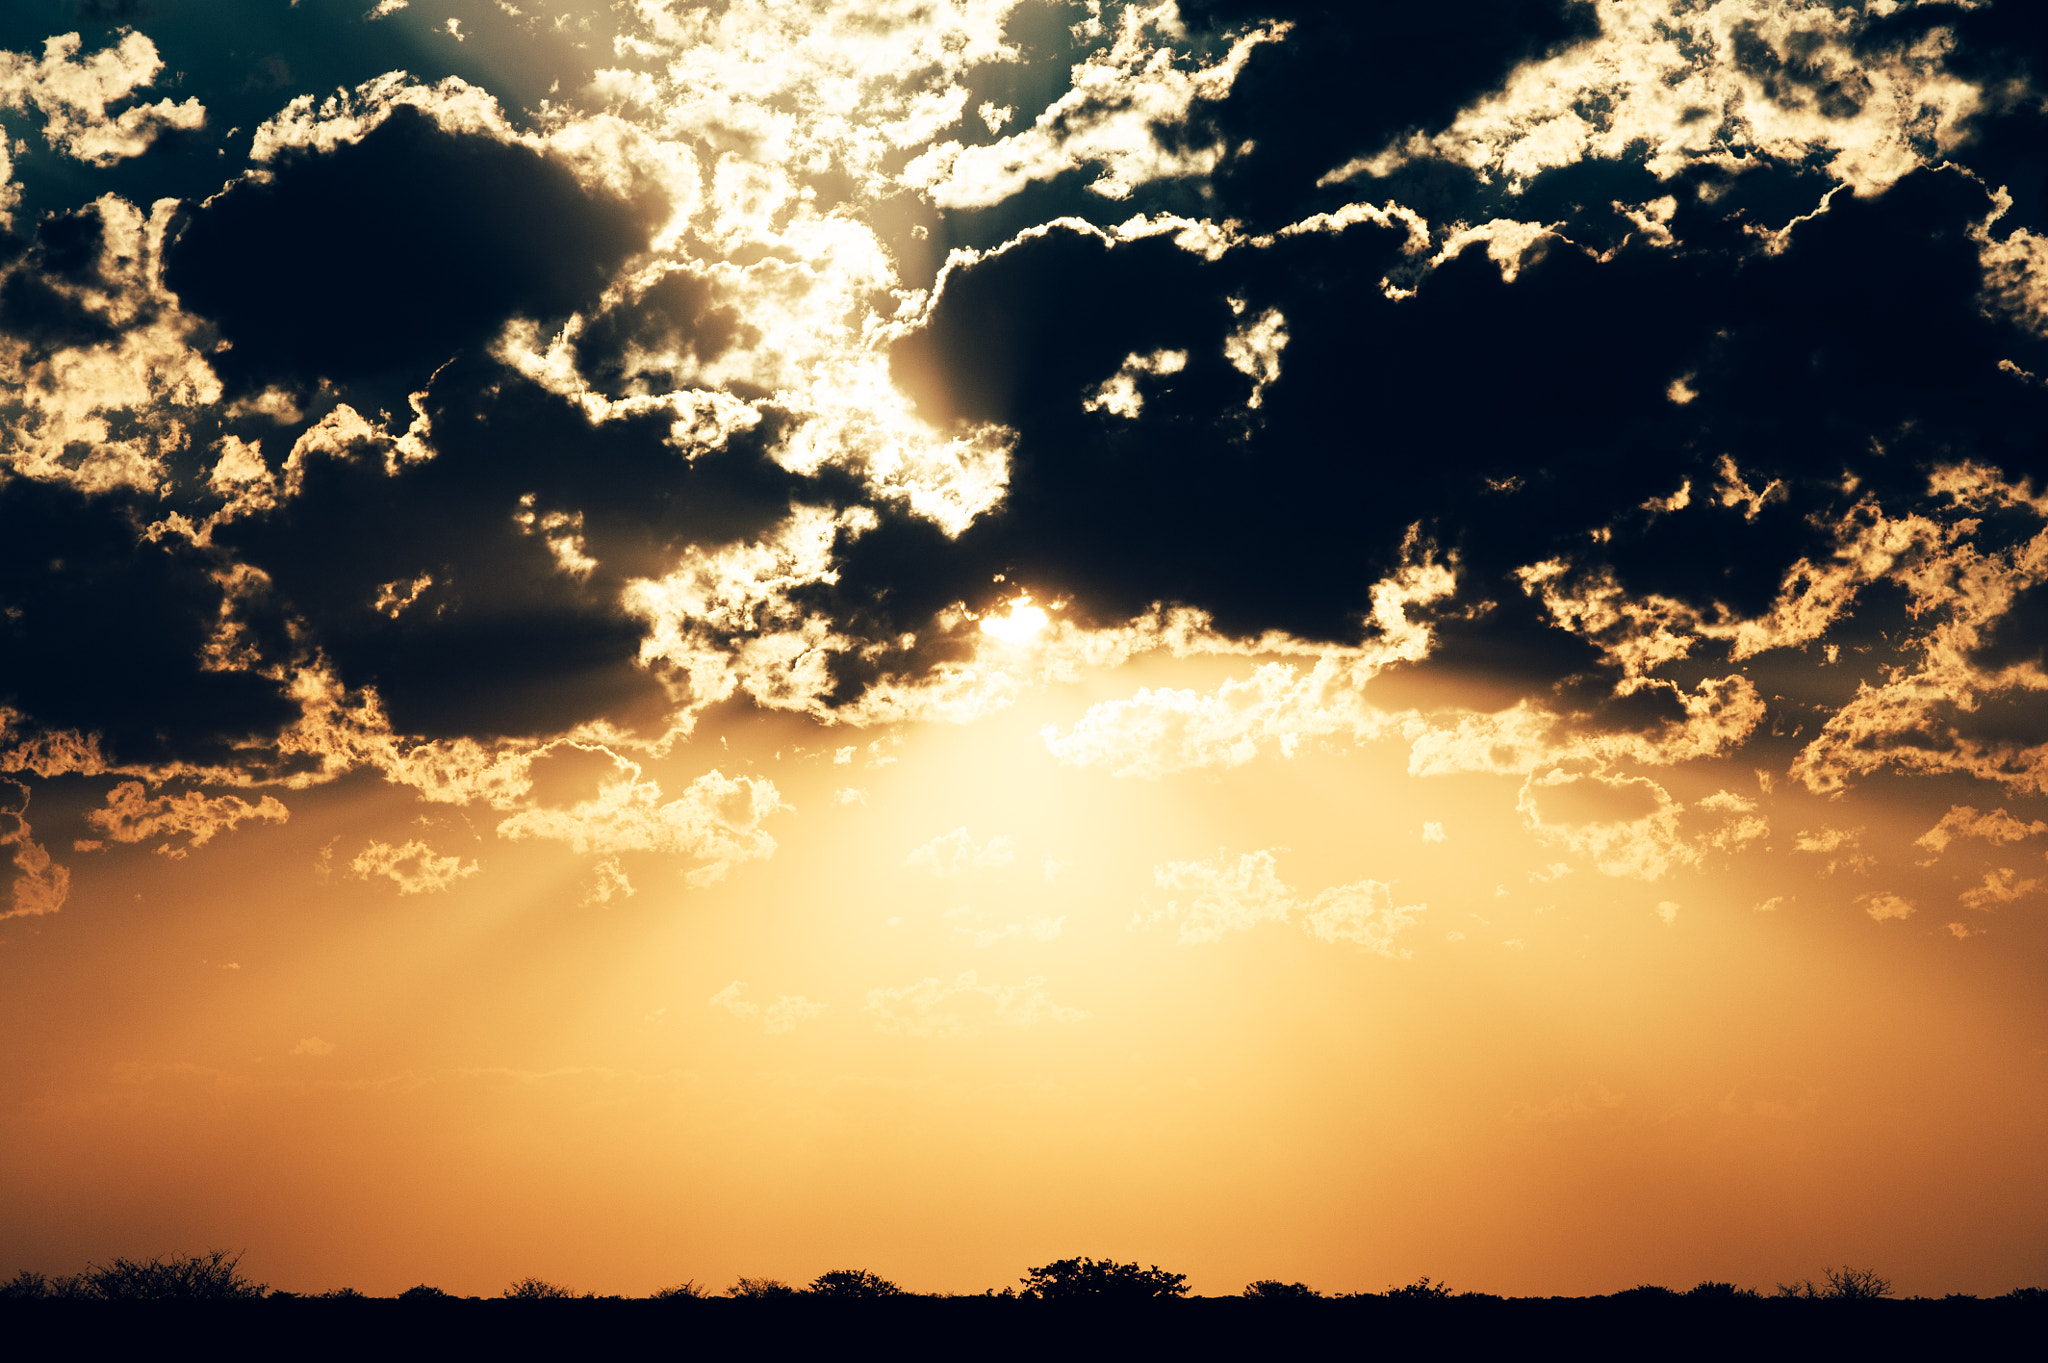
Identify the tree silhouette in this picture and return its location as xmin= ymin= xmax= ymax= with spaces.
xmin=1243 ymin=1280 xmax=1321 ymax=1299
xmin=1018 ymin=1258 xmax=1189 ymax=1302
xmin=806 ymin=1269 xmax=904 ymax=1299
xmin=651 ymin=1279 xmax=710 ymax=1300
xmin=398 ymin=1284 xmax=454 ymax=1300
xmin=1384 ymin=1277 xmax=1453 ymax=1302
xmin=504 ymin=1277 xmax=579 ymax=1300
xmin=30 ymin=1251 xmax=269 ymax=1300
xmin=1776 ymin=1267 xmax=1892 ymax=1301
xmin=728 ymin=1277 xmax=799 ymax=1299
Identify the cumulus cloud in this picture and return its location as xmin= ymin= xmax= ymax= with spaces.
xmin=1 ymin=780 xmax=68 ymax=920
xmin=1331 ymin=0 xmax=1984 ymax=198
xmin=349 ymin=839 xmax=479 ymax=895
xmin=904 ymin=826 xmax=1015 ymax=877
xmin=863 ymin=969 xmax=1087 ymax=1038
xmin=0 ymin=31 xmax=206 ymax=170
xmin=901 ymin=3 xmax=1288 ymax=206
xmin=1915 ymin=804 xmax=2048 ymax=856
xmin=1148 ymin=848 xmax=1423 ymax=956
xmin=84 ymin=781 xmax=289 ymax=856
xmin=497 ymin=767 xmax=787 ymax=889
xmin=709 ymin=981 xmax=827 ymax=1035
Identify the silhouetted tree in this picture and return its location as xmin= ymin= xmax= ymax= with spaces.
xmin=67 ymin=1251 xmax=266 ymax=1300
xmin=806 ymin=1269 xmax=904 ymax=1299
xmin=1384 ymin=1277 xmax=1453 ymax=1302
xmin=1611 ymin=1284 xmax=1678 ymax=1300
xmin=504 ymin=1277 xmax=579 ymax=1300
xmin=728 ymin=1277 xmax=799 ymax=1299
xmin=1243 ymin=1280 xmax=1321 ymax=1299
xmin=1018 ymin=1258 xmax=1189 ymax=1302
xmin=1686 ymin=1281 xmax=1759 ymax=1300
xmin=1776 ymin=1267 xmax=1891 ymax=1301
xmin=398 ymin=1284 xmax=454 ymax=1300
xmin=651 ymin=1279 xmax=710 ymax=1300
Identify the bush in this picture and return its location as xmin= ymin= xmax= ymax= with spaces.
xmin=728 ymin=1277 xmax=799 ymax=1299
xmin=806 ymin=1269 xmax=903 ymax=1299
xmin=1686 ymin=1281 xmax=1759 ymax=1300
xmin=398 ymin=1284 xmax=454 ymax=1300
xmin=1610 ymin=1285 xmax=1678 ymax=1300
xmin=504 ymin=1278 xmax=579 ymax=1300
xmin=1384 ymin=1277 xmax=1453 ymax=1302
xmin=69 ymin=1251 xmax=266 ymax=1300
xmin=650 ymin=1280 xmax=710 ymax=1300
xmin=1018 ymin=1258 xmax=1189 ymax=1302
xmin=1243 ymin=1280 xmax=1321 ymax=1299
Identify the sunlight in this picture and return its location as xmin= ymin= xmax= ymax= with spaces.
xmin=978 ymin=595 xmax=1049 ymax=645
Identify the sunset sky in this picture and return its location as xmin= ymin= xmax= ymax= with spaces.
xmin=4 ymin=0 xmax=2048 ymax=1298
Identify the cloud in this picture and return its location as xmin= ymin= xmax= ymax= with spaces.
xmin=708 ymin=981 xmax=826 ymax=1035
xmin=1 ymin=780 xmax=68 ymax=920
xmin=904 ymin=827 xmax=1015 ymax=877
xmin=497 ymin=767 xmax=786 ymax=889
xmin=1864 ymin=892 xmax=1916 ymax=923
xmin=291 ymin=1037 xmax=336 ymax=1056
xmin=0 ymin=30 xmax=205 ymax=171
xmin=84 ymin=781 xmax=288 ymax=856
xmin=901 ymin=3 xmax=1288 ymax=207
xmin=349 ymin=839 xmax=479 ymax=895
xmin=1331 ymin=0 xmax=1986 ymax=197
xmin=1915 ymin=804 xmax=2048 ymax=856
xmin=1959 ymin=868 xmax=2041 ymax=911
xmin=863 ymin=969 xmax=1087 ymax=1038
xmin=1148 ymin=847 xmax=1423 ymax=956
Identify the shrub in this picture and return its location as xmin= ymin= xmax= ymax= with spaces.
xmin=728 ymin=1277 xmax=799 ymax=1299
xmin=1243 ymin=1280 xmax=1321 ymax=1299
xmin=650 ymin=1280 xmax=710 ymax=1300
xmin=1018 ymin=1258 xmax=1189 ymax=1302
xmin=806 ymin=1269 xmax=903 ymax=1299
xmin=75 ymin=1251 xmax=265 ymax=1300
xmin=1385 ymin=1277 xmax=1453 ymax=1302
xmin=398 ymin=1284 xmax=454 ymax=1300
xmin=1686 ymin=1281 xmax=1759 ymax=1300
xmin=318 ymin=1287 xmax=368 ymax=1299
xmin=504 ymin=1278 xmax=579 ymax=1300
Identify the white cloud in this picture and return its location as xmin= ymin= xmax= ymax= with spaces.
xmin=497 ymin=767 xmax=787 ymax=889
xmin=292 ymin=1037 xmax=336 ymax=1056
xmin=904 ymin=827 xmax=1015 ymax=877
xmin=1149 ymin=848 xmax=1423 ymax=957
xmin=365 ymin=0 xmax=410 ymax=18
xmin=901 ymin=3 xmax=1288 ymax=206
xmin=349 ymin=838 xmax=479 ymax=895
xmin=1329 ymin=1 xmax=1986 ymax=199
xmin=1864 ymin=892 xmax=1915 ymax=922
xmin=1082 ymin=348 xmax=1186 ymax=419
xmin=864 ymin=969 xmax=1087 ymax=1037
xmin=1222 ymin=306 xmax=1288 ymax=408
xmin=1422 ymin=822 xmax=1446 ymax=844
xmin=709 ymin=981 xmax=827 ymax=1034
xmin=1959 ymin=868 xmax=2040 ymax=911
xmin=0 ymin=31 xmax=206 ymax=168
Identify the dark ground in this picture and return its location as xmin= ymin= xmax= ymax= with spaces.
xmin=4 ymin=1296 xmax=2038 ymax=1360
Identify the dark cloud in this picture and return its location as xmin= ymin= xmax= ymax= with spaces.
xmin=0 ymin=207 xmax=125 ymax=360
xmin=1180 ymin=0 xmax=1601 ymax=228
xmin=166 ymin=105 xmax=658 ymax=393
xmin=218 ymin=363 xmax=816 ymax=740
xmin=0 ymin=480 xmax=296 ymax=766
xmin=571 ymin=265 xmax=756 ymax=400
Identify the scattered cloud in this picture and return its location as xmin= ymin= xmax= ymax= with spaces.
xmin=709 ymin=981 xmax=826 ymax=1035
xmin=904 ymin=827 xmax=1015 ymax=877
xmin=349 ymin=839 xmax=479 ymax=895
xmin=864 ymin=969 xmax=1087 ymax=1038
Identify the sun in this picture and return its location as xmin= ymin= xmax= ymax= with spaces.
xmin=978 ymin=595 xmax=1050 ymax=645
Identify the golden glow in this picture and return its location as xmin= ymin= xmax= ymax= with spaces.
xmin=978 ymin=595 xmax=1050 ymax=645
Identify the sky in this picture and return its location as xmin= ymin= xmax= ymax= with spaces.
xmin=3 ymin=0 xmax=2048 ymax=1298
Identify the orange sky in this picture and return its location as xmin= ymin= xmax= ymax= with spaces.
xmin=6 ymin=0 xmax=2048 ymax=1299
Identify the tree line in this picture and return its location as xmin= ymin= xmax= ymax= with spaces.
xmin=4 ymin=1253 xmax=2043 ymax=1304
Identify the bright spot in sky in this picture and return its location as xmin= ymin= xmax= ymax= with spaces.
xmin=979 ymin=597 xmax=1050 ymax=645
